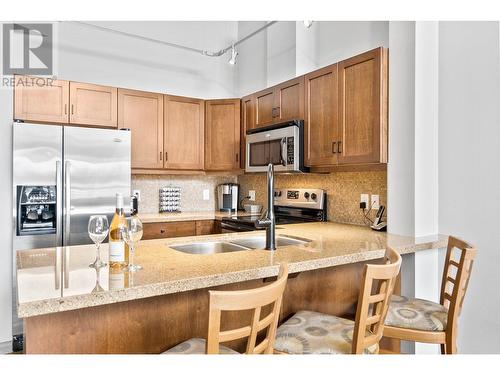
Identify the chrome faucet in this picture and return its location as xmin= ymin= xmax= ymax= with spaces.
xmin=255 ymin=163 xmax=276 ymax=250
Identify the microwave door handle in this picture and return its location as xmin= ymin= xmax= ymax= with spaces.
xmin=280 ymin=137 xmax=287 ymax=166
xmin=64 ymin=161 xmax=71 ymax=245
xmin=55 ymin=161 xmax=62 ymax=247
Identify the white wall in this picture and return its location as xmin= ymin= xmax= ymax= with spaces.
xmin=57 ymin=22 xmax=238 ymax=97
xmin=387 ymin=21 xmax=441 ymax=354
xmin=439 ymin=21 xmax=500 ymax=353
xmin=237 ymin=21 xmax=389 ymax=96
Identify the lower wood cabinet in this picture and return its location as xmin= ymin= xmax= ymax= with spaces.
xmin=142 ymin=220 xmax=218 ymax=240
xmin=195 ymin=220 xmax=216 ymax=236
xmin=142 ymin=221 xmax=196 ymax=240
xmin=205 ymin=99 xmax=241 ymax=171
xmin=118 ymin=89 xmax=164 ymax=169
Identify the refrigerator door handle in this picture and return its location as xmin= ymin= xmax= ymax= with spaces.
xmin=56 ymin=161 xmax=63 ymax=247
xmin=64 ymin=161 xmax=71 ymax=245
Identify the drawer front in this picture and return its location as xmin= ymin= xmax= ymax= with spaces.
xmin=142 ymin=221 xmax=196 ymax=240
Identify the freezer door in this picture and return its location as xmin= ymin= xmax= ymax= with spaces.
xmin=12 ymin=123 xmax=63 ymax=250
xmin=63 ymin=127 xmax=131 ymax=246
xmin=12 ymin=122 xmax=63 ymax=337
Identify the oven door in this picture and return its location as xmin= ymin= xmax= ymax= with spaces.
xmin=246 ymin=124 xmax=301 ymax=173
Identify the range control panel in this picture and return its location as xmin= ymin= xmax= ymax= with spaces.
xmin=274 ymin=188 xmax=326 ymax=210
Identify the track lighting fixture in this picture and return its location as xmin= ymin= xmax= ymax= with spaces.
xmin=228 ymin=44 xmax=238 ymax=65
xmin=303 ymin=21 xmax=313 ymax=29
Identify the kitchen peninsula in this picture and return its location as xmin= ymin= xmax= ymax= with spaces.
xmin=16 ymin=222 xmax=447 ymax=354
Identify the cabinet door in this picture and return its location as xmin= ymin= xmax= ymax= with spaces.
xmin=254 ymin=88 xmax=275 ymax=127
xmin=240 ymin=95 xmax=255 ymax=169
xmin=275 ymin=76 xmax=304 ymax=123
xmin=118 ymin=89 xmax=163 ymax=169
xmin=195 ymin=220 xmax=215 ymax=236
xmin=14 ymin=75 xmax=69 ymax=123
xmin=69 ymin=82 xmax=117 ymax=127
xmin=338 ymin=47 xmax=388 ymax=164
xmin=164 ymin=95 xmax=205 ymax=170
xmin=304 ymin=65 xmax=339 ymax=167
xmin=205 ymin=99 xmax=241 ymax=171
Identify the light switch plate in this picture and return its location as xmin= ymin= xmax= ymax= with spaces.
xmin=360 ymin=194 xmax=369 ymax=206
xmin=202 ymin=189 xmax=210 ymax=201
xmin=371 ymin=194 xmax=380 ymax=210
xmin=132 ymin=190 xmax=141 ymax=202
xmin=249 ymin=190 xmax=256 ymax=201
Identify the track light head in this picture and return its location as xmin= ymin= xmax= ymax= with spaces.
xmin=228 ymin=44 xmax=238 ymax=65
xmin=303 ymin=21 xmax=313 ymax=29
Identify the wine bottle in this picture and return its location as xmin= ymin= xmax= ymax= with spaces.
xmin=109 ymin=193 xmax=128 ymax=268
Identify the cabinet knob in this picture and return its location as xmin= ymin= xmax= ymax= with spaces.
xmin=160 ymin=229 xmax=165 ymax=234
xmin=337 ymin=141 xmax=342 ymax=154
xmin=332 ymin=141 xmax=337 ymax=154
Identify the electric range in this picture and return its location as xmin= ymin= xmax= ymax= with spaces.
xmin=220 ymin=188 xmax=327 ymax=232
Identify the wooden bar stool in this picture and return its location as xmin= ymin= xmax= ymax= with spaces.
xmin=274 ymin=247 xmax=401 ymax=354
xmin=163 ymin=263 xmax=288 ymax=354
xmin=383 ymin=236 xmax=476 ymax=354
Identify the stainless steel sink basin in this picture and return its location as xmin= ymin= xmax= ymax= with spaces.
xmin=229 ymin=235 xmax=310 ymax=250
xmin=169 ymin=241 xmax=251 ymax=255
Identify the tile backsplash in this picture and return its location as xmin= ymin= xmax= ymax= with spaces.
xmin=133 ymin=171 xmax=387 ymax=226
xmin=237 ymin=171 xmax=387 ymax=226
xmin=132 ymin=175 xmax=237 ymax=214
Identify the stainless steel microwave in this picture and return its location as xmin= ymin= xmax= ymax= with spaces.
xmin=245 ymin=120 xmax=309 ymax=173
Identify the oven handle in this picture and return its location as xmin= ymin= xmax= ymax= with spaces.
xmin=280 ymin=137 xmax=287 ymax=166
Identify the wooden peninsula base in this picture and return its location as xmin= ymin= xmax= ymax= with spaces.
xmin=24 ymin=260 xmax=400 ymax=354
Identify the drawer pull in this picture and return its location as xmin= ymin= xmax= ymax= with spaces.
xmin=160 ymin=229 xmax=166 ymax=234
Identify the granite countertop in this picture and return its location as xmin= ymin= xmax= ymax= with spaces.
xmin=138 ymin=210 xmax=256 ymax=223
xmin=16 ymin=222 xmax=448 ymax=318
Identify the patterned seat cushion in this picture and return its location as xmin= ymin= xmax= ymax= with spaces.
xmin=274 ymin=310 xmax=379 ymax=354
xmin=385 ymin=295 xmax=448 ymax=331
xmin=162 ymin=338 xmax=238 ymax=354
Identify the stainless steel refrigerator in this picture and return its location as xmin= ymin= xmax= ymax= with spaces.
xmin=12 ymin=122 xmax=131 ymax=338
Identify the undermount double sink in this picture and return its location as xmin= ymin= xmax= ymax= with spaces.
xmin=169 ymin=235 xmax=310 ymax=255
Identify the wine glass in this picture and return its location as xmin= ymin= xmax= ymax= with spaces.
xmin=122 ymin=216 xmax=143 ymax=272
xmin=88 ymin=215 xmax=109 ymax=268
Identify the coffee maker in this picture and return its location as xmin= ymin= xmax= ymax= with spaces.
xmin=217 ymin=183 xmax=239 ymax=212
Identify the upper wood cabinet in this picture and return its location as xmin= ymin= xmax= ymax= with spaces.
xmin=118 ymin=88 xmax=163 ymax=169
xmin=14 ymin=76 xmax=69 ymax=123
xmin=304 ymin=64 xmax=339 ymax=167
xmin=275 ymin=77 xmax=305 ymax=123
xmin=164 ymin=95 xmax=205 ymax=170
xmin=254 ymin=87 xmax=275 ymax=127
xmin=240 ymin=95 xmax=255 ymax=169
xmin=205 ymin=99 xmax=241 ymax=171
xmin=254 ymin=76 xmax=305 ymax=128
xmin=69 ymin=82 xmax=117 ymax=127
xmin=337 ymin=47 xmax=388 ymax=165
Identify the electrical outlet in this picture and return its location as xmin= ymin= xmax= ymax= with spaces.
xmin=248 ymin=190 xmax=256 ymax=201
xmin=360 ymin=194 xmax=369 ymax=207
xmin=371 ymin=194 xmax=380 ymax=210
xmin=202 ymin=189 xmax=210 ymax=201
xmin=132 ymin=190 xmax=141 ymax=202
